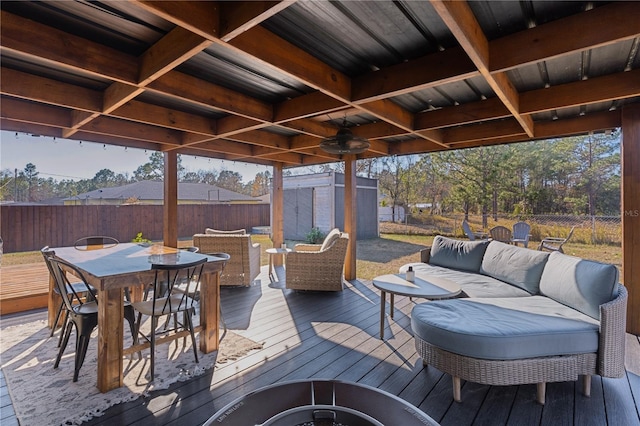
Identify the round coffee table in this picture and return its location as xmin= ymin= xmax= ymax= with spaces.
xmin=373 ymin=273 xmax=461 ymax=340
xmin=266 ymin=247 xmax=292 ymax=281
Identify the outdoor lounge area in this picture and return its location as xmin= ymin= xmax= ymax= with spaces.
xmin=2 ymin=262 xmax=639 ymax=426
xmin=2 ymin=1 xmax=640 ymax=425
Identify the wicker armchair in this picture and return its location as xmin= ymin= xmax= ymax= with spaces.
xmin=285 ymin=229 xmax=349 ymax=291
xmin=193 ymin=233 xmax=261 ymax=286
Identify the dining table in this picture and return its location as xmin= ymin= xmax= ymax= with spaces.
xmin=48 ymin=242 xmax=227 ymax=393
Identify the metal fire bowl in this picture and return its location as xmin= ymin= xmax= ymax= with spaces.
xmin=204 ymin=379 xmax=439 ymax=426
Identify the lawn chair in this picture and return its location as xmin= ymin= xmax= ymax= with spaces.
xmin=462 ymin=220 xmax=487 ymax=241
xmin=538 ymin=226 xmax=576 ymax=253
xmin=511 ymin=221 xmax=531 ymax=247
xmin=489 ymin=225 xmax=512 ymax=243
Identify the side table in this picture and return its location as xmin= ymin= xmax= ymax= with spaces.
xmin=266 ymin=247 xmax=292 ymax=281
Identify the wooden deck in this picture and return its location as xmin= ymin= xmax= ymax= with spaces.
xmin=2 ymin=265 xmax=639 ymax=425
xmin=0 ymin=263 xmax=50 ymax=315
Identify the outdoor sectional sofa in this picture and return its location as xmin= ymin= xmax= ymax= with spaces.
xmin=401 ymin=236 xmax=628 ymax=404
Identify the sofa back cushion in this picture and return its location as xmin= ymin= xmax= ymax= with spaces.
xmin=480 ymin=241 xmax=549 ymax=294
xmin=205 ymin=228 xmax=246 ymax=235
xmin=539 ymin=251 xmax=619 ymax=319
xmin=429 ymin=236 xmax=489 ymax=273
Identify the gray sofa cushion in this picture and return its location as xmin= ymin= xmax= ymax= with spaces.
xmin=411 ymin=296 xmax=599 ymax=360
xmin=400 ymin=263 xmax=531 ymax=298
xmin=539 ymin=251 xmax=619 ymax=319
xmin=480 ymin=241 xmax=550 ymax=294
xmin=428 ymin=236 xmax=489 ymax=273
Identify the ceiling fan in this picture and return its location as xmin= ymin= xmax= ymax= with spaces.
xmin=319 ymin=119 xmax=370 ymax=154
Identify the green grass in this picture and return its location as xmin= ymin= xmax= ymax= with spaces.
xmin=2 ymin=234 xmax=621 ymax=282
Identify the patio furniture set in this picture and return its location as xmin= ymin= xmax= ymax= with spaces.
xmin=395 ymin=235 xmax=627 ymax=405
xmin=42 ymin=227 xmax=626 ymax=409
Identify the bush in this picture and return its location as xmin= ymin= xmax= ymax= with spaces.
xmin=131 ymin=232 xmax=152 ymax=243
xmin=305 ymin=227 xmax=325 ymax=244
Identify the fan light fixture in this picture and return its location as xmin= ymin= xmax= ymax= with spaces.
xmin=319 ymin=120 xmax=370 ymax=154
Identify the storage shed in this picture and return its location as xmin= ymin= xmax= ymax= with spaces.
xmin=283 ymin=172 xmax=378 ymax=241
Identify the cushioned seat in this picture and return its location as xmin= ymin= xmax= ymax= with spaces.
xmin=400 ymin=263 xmax=532 ymax=298
xmin=411 ymin=296 xmax=599 ymax=360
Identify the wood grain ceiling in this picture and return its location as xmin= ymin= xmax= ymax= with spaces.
xmin=1 ymin=1 xmax=639 ymax=168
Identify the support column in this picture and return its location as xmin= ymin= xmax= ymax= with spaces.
xmin=272 ymin=163 xmax=284 ymax=266
xmin=344 ymin=155 xmax=357 ymax=280
xmin=163 ymin=151 xmax=178 ymax=248
xmin=622 ymin=104 xmax=640 ymax=335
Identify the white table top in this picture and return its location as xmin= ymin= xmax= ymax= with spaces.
xmin=266 ymin=247 xmax=293 ymax=254
xmin=373 ymin=273 xmax=462 ymax=299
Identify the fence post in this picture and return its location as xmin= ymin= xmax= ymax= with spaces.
xmin=591 ymin=215 xmax=596 ymax=244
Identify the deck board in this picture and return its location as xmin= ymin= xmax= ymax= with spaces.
xmin=1 ymin=264 xmax=639 ymax=426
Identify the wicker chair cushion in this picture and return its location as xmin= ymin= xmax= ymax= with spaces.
xmin=205 ymin=228 xmax=246 ymax=235
xmin=411 ymin=296 xmax=599 ymax=360
xmin=320 ymin=228 xmax=341 ymax=251
xmin=539 ymin=251 xmax=619 ymax=319
xmin=399 ymin=263 xmax=531 ymax=298
xmin=479 ymin=241 xmax=550 ymax=294
xmin=428 ymin=236 xmax=489 ymax=273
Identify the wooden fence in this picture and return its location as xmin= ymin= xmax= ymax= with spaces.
xmin=0 ymin=204 xmax=270 ymax=253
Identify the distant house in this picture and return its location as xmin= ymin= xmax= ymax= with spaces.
xmin=63 ymin=181 xmax=259 ymax=206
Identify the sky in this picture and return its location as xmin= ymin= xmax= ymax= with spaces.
xmin=0 ymin=130 xmax=272 ymax=183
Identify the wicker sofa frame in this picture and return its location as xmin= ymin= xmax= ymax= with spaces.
xmin=412 ymin=248 xmax=628 ymax=405
xmin=193 ymin=233 xmax=260 ymax=287
xmin=285 ymin=232 xmax=349 ymax=291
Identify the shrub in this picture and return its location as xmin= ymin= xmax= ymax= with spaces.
xmin=132 ymin=232 xmax=152 ymax=243
xmin=305 ymin=227 xmax=325 ymax=244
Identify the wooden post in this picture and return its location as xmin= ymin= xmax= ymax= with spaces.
xmin=163 ymin=151 xmax=178 ymax=248
xmin=271 ymin=163 xmax=284 ymax=266
xmin=622 ymin=104 xmax=640 ymax=335
xmin=344 ymin=155 xmax=357 ymax=280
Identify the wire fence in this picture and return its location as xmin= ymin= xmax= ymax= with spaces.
xmin=379 ymin=213 xmax=622 ymax=246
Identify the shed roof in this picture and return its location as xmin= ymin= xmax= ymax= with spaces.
xmin=1 ymin=1 xmax=639 ymax=165
xmin=66 ymin=181 xmax=256 ymax=202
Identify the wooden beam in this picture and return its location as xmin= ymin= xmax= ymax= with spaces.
xmin=133 ymin=1 xmax=220 ymax=40
xmin=430 ymin=0 xmax=534 ymax=137
xmin=415 ymin=97 xmax=511 ymax=130
xmin=521 ymin=69 xmax=640 ymax=115
xmin=138 ymin=26 xmax=212 ymax=86
xmin=163 ymin=151 xmax=178 ymax=248
xmin=149 ymin=71 xmax=273 ymax=122
xmin=0 ymin=10 xmax=138 ymax=84
xmin=343 ymin=155 xmax=357 ymax=281
xmin=622 ymin=103 xmax=640 ymax=335
xmin=219 ymin=1 xmax=296 ymax=42
xmin=0 ymin=67 xmax=102 ymax=112
xmin=271 ymin=163 xmax=284 ymax=261
xmin=490 ymin=2 xmax=640 ymax=72
xmin=352 ymin=47 xmax=478 ymax=103
xmin=444 ymin=119 xmax=525 ymax=144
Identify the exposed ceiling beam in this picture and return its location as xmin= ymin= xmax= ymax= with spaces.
xmin=430 ymin=0 xmax=534 ymax=138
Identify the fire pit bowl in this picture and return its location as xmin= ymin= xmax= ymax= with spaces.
xmin=204 ymin=379 xmax=439 ymax=426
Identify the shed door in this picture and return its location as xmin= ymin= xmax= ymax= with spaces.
xmin=284 ymin=188 xmax=313 ymax=240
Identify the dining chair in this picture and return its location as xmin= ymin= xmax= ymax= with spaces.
xmin=489 ymin=225 xmax=513 ymax=244
xmin=47 ymin=256 xmax=138 ymax=382
xmin=132 ymin=257 xmax=207 ymax=380
xmin=42 ymin=247 xmax=96 ymax=346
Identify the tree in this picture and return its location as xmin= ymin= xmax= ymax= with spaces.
xmin=133 ymin=152 xmax=184 ymax=181
xmin=216 ymin=170 xmax=244 ymax=193
xmin=23 ymin=163 xmax=38 ymax=202
xmin=249 ymin=170 xmax=271 ymax=197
